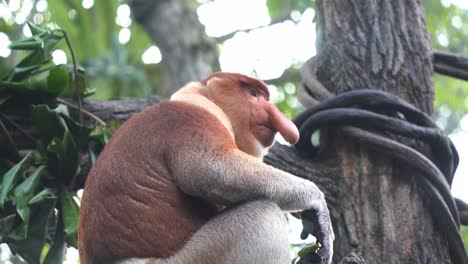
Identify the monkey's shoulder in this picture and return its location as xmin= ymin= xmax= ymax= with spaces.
xmin=151 ymin=100 xmax=224 ymax=123
xmin=139 ymin=100 xmax=233 ymax=138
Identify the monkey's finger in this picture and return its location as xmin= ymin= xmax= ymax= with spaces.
xmin=315 ymin=249 xmax=331 ymax=264
xmin=291 ymin=212 xmax=302 ymax=219
xmin=316 ymin=235 xmax=333 ymax=263
xmin=300 ymin=209 xmax=333 ymax=264
xmin=301 ymin=217 xmax=318 ymax=238
xmin=314 ymin=211 xmax=333 ymax=264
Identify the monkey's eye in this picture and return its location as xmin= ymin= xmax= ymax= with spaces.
xmin=249 ymin=89 xmax=257 ymax=97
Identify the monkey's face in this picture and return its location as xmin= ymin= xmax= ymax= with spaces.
xmin=203 ymin=73 xmax=299 ymax=157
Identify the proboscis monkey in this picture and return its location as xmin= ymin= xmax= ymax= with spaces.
xmin=78 ymin=72 xmax=334 ymax=264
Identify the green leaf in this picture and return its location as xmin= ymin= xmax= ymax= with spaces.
xmin=7 ymin=166 xmax=47 ymax=241
xmin=461 ymin=226 xmax=468 ymax=252
xmin=8 ymin=220 xmax=28 ymax=240
xmin=297 ymin=242 xmax=321 ymax=258
xmin=42 ymin=32 xmax=63 ymax=56
xmin=267 ymin=0 xmax=282 ymax=19
xmin=13 ymin=166 xmax=47 ymax=222
xmin=59 ymin=188 xmax=79 ymax=247
xmin=46 ymin=66 xmax=70 ymax=95
xmin=47 ymin=131 xmax=79 ymax=183
xmin=0 ymin=80 xmax=32 ymax=93
xmin=62 ymin=114 xmax=94 ymax=149
xmin=12 ymin=200 xmax=56 ymax=264
xmin=13 ymin=66 xmax=69 ymax=96
xmin=9 ymin=64 xmax=41 ymax=82
xmin=43 ymin=214 xmax=66 ymax=264
xmin=27 ymin=21 xmax=47 ymax=36
xmin=0 ymin=152 xmax=34 ymax=206
xmin=16 ymin=70 xmax=49 ymax=92
xmin=54 ymin=104 xmax=69 ymax=115
xmin=60 ymin=64 xmax=93 ymax=96
xmin=31 ymin=105 xmax=66 ymax=143
xmin=29 ymin=188 xmax=58 ymax=205
xmin=8 ymin=38 xmax=44 ymax=50
xmin=16 ymin=51 xmax=45 ymax=69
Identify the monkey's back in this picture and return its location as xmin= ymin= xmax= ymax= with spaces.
xmin=78 ymin=101 xmax=224 ymax=263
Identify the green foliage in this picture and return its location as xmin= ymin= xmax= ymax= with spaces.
xmin=0 ymin=2 xmax=465 ymax=263
xmin=297 ymin=242 xmax=321 ymax=257
xmin=0 ymin=153 xmax=35 ymax=206
xmin=266 ymin=0 xmax=314 ymax=20
xmin=45 ymin=0 xmax=154 ymax=99
xmin=0 ymin=0 xmax=155 ymax=101
xmin=0 ymin=22 xmax=93 ymax=106
xmin=85 ymin=37 xmax=152 ymax=99
xmin=0 ymin=23 xmax=104 ymax=263
xmin=462 ymin=226 xmax=468 ymax=252
xmin=42 ymin=216 xmax=65 ymax=264
xmin=423 ymin=0 xmax=468 ymax=131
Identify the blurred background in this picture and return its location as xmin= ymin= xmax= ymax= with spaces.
xmin=0 ymin=0 xmax=467 ymax=262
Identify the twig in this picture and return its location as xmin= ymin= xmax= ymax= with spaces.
xmin=0 ymin=113 xmax=36 ymax=142
xmin=216 ymin=15 xmax=292 ymax=42
xmin=57 ymin=29 xmax=83 ymax=124
xmin=0 ymin=118 xmax=20 ymax=161
xmin=0 ymin=214 xmax=16 ymax=237
xmin=57 ymin=98 xmax=107 ymax=126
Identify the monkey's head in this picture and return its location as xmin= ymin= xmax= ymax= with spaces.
xmin=201 ymin=72 xmax=300 ymax=157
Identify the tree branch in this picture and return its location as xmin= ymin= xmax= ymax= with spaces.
xmin=73 ymin=96 xmax=160 ymax=122
xmin=433 ymin=50 xmax=468 ymax=81
xmin=0 ymin=96 xmax=160 ymax=152
xmin=215 ymin=15 xmax=292 ymax=42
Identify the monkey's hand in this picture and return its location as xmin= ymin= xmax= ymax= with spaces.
xmin=297 ymin=207 xmax=334 ymax=264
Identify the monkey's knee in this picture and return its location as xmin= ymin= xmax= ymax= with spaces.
xmin=240 ymin=199 xmax=289 ymax=242
xmin=225 ymin=200 xmax=290 ymax=263
xmin=166 ymin=200 xmax=291 ymax=264
xmin=233 ymin=199 xmax=287 ymax=227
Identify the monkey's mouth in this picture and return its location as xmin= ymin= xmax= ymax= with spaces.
xmin=254 ymin=125 xmax=277 ymax=147
xmin=256 ymin=124 xmax=276 ymax=134
xmin=260 ymin=124 xmax=275 ymax=131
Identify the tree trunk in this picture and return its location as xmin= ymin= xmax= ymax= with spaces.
xmin=1 ymin=1 xmax=460 ymax=262
xmin=129 ymin=0 xmax=219 ymax=97
xmin=269 ymin=0 xmax=457 ymax=263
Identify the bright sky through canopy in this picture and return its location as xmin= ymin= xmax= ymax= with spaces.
xmin=197 ymin=0 xmax=468 ymax=202
xmin=1 ymin=0 xmax=467 ymax=262
xmin=0 ymin=0 xmax=463 ymax=204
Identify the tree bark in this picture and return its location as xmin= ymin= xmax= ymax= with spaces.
xmin=267 ymin=0 xmax=456 ymax=263
xmin=2 ymin=1 xmax=462 ymax=262
xmin=128 ymin=0 xmax=219 ymax=97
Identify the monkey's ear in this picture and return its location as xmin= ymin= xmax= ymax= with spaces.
xmin=200 ymin=73 xmax=221 ymax=87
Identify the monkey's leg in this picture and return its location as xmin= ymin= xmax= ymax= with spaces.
xmin=117 ymin=199 xmax=291 ymax=264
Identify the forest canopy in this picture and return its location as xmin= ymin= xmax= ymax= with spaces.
xmin=0 ymin=0 xmax=467 ymax=263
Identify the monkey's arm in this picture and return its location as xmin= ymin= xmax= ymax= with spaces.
xmin=168 ymin=141 xmax=333 ymax=262
xmin=169 ymin=144 xmax=324 ymax=212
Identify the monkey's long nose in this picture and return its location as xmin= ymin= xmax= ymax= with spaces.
xmin=265 ymin=102 xmax=300 ymax=144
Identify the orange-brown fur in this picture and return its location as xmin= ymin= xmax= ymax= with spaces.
xmin=79 ymin=102 xmax=233 ymax=263
xmin=77 ymin=72 xmax=330 ymax=264
xmin=79 ymin=74 xmax=278 ymax=263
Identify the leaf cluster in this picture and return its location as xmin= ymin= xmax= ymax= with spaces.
xmin=0 ymin=22 xmax=106 ymax=264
